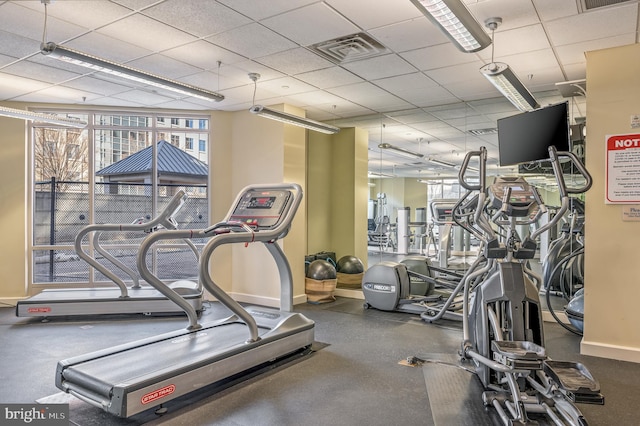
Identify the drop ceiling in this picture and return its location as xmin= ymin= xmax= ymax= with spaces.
xmin=0 ymin=0 xmax=638 ymax=178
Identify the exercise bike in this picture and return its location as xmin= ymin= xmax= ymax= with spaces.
xmin=457 ymin=146 xmax=603 ymax=425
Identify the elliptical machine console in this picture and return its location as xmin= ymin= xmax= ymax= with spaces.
xmin=488 ymin=176 xmax=540 ymax=218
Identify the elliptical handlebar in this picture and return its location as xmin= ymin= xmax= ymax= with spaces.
xmin=458 ymin=147 xmax=487 ymax=192
xmin=548 ymin=145 xmax=593 ymax=196
xmin=530 ymin=146 xmax=592 ymax=241
xmin=454 ymin=147 xmax=499 ymax=244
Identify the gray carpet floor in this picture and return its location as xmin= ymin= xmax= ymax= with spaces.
xmin=1 ymin=296 xmax=638 ymax=425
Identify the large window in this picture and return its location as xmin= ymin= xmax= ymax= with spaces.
xmin=30 ymin=111 xmax=210 ymax=287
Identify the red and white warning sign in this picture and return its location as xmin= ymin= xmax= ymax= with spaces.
xmin=606 ymin=133 xmax=640 ymax=203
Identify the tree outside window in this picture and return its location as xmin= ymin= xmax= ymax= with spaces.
xmin=34 ymin=127 xmax=88 ymax=189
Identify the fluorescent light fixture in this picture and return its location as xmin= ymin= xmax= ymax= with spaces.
xmin=480 ymin=62 xmax=539 ymax=112
xmin=41 ymin=42 xmax=224 ymax=102
xmin=368 ymin=171 xmax=396 ymax=178
xmin=249 ymin=105 xmax=340 ymax=134
xmin=428 ymin=157 xmax=456 ymax=168
xmin=0 ymin=106 xmax=86 ymax=128
xmin=378 ymin=143 xmax=423 ymax=159
xmin=410 ymin=0 xmax=491 ymax=53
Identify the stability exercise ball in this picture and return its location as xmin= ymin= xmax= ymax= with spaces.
xmin=336 ymin=255 xmax=364 ymax=274
xmin=306 ymin=259 xmax=337 ymax=280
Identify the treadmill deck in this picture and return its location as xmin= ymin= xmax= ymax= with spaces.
xmin=16 ymin=286 xmax=202 ymax=317
xmin=56 ymin=307 xmax=314 ymax=417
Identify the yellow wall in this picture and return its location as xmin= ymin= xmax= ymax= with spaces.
xmin=307 ymin=132 xmax=333 ymax=255
xmin=307 ymin=127 xmax=368 ymax=267
xmin=369 ymin=177 xmax=427 ymax=222
xmin=227 ymin=105 xmax=307 ymax=306
xmin=404 ymin=178 xmax=428 ymax=219
xmin=205 ymin=111 xmax=233 ymax=294
xmin=583 ymin=43 xmax=640 ymax=362
xmin=0 ymin=108 xmax=27 ymax=304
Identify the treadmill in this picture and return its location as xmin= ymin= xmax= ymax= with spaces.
xmin=55 ymin=183 xmax=314 ymax=418
xmin=16 ymin=190 xmax=203 ymax=318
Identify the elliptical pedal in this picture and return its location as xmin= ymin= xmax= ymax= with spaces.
xmin=543 ymin=360 xmax=604 ymax=405
xmin=491 ymin=340 xmax=546 ymax=370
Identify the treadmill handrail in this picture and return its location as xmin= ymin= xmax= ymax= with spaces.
xmin=74 ymin=190 xmax=188 ymax=297
xmin=136 ymin=228 xmax=208 ymax=329
xmin=137 ymin=183 xmax=303 ymax=340
xmin=199 ymin=183 xmax=303 ymax=342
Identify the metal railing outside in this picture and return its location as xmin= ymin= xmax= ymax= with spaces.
xmin=32 ymin=179 xmax=207 ymax=284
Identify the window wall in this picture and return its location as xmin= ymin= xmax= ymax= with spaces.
xmin=30 ymin=110 xmax=210 ymax=288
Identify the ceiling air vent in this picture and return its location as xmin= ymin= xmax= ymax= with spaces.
xmin=468 ymin=128 xmax=498 ymax=136
xmin=579 ymin=0 xmax=632 ymax=11
xmin=310 ymin=33 xmax=388 ymax=64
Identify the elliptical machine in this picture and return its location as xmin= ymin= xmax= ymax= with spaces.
xmin=457 ymin=146 xmax=603 ymax=425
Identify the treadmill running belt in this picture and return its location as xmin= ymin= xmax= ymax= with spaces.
xmin=62 ymin=322 xmax=262 ymax=397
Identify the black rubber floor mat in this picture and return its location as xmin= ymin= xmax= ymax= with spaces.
xmin=420 ymin=353 xmax=499 ymax=426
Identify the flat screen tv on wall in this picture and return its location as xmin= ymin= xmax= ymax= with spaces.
xmin=497 ymin=102 xmax=570 ymax=167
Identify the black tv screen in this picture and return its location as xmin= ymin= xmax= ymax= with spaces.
xmin=497 ymin=102 xmax=570 ymax=166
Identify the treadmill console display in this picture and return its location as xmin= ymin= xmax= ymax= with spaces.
xmin=247 ymin=196 xmax=276 ymax=209
xmin=230 ymin=190 xmax=292 ymax=229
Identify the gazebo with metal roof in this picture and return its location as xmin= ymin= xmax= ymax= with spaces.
xmin=96 ymin=140 xmax=208 ymax=193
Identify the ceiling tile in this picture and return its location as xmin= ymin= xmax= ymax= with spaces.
xmin=256 ymin=48 xmax=334 ymax=75
xmin=60 ymin=75 xmax=136 ymax=97
xmin=261 ymin=3 xmax=360 ymax=46
xmin=342 ymin=54 xmax=416 ymax=81
xmin=216 ymin=0 xmax=318 ymax=21
xmin=142 ymin=0 xmax=252 ymax=38
xmin=286 ymin=90 xmax=349 ymax=106
xmin=110 ymin=0 xmax=164 ymax=11
xmin=20 ymin=0 xmax=134 ymax=30
xmin=469 ymin=0 xmax=539 ymax=30
xmin=555 ymin=34 xmax=636 ymax=66
xmin=0 ymin=30 xmax=40 ymax=60
xmin=401 ymin=43 xmax=478 ymax=71
xmin=162 ymin=40 xmax=247 ymax=71
xmin=1 ymin=59 xmax=81 ymax=84
xmin=0 ymin=2 xmax=86 ymax=42
xmin=545 ymin=3 xmax=639 ymax=46
xmin=373 ymin=72 xmax=439 ymax=93
xmin=255 ymin=76 xmax=319 ymax=97
xmin=478 ymin=25 xmax=551 ymax=61
xmin=0 ymin=72 xmax=51 ymax=99
xmin=369 ymin=17 xmax=447 ymax=53
xmin=296 ymin=66 xmax=364 ymax=89
xmin=12 ymin=83 xmax=93 ymax=104
xmin=533 ymin=0 xmax=579 ymax=21
xmin=60 ymin=32 xmax=153 ymax=63
xmin=127 ymin=54 xmax=204 ymax=78
xmin=111 ymin=88 xmax=177 ymax=105
xmin=96 ymin=14 xmax=197 ymax=52
xmin=424 ymin=60 xmax=488 ymax=86
xmin=374 ymin=73 xmax=456 ymax=107
xmin=206 ymin=23 xmax=297 ymax=59
xmin=325 ymin=0 xmax=422 ymax=30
